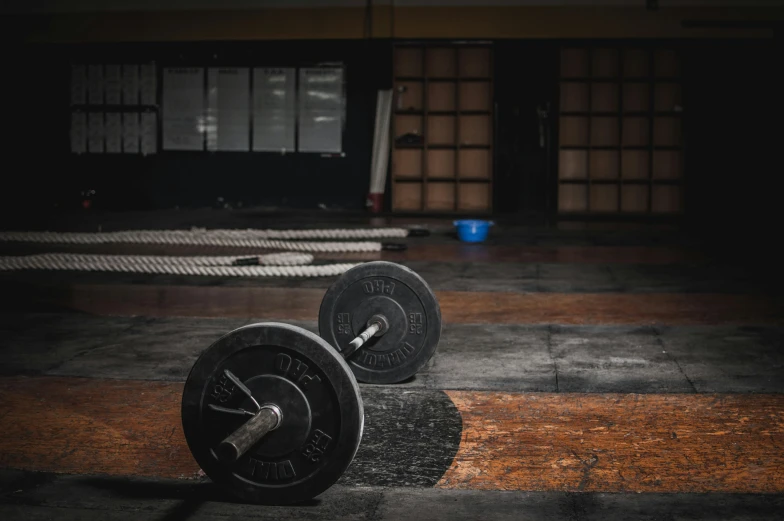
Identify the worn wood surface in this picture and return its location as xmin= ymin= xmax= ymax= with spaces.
xmin=439 ymin=391 xmax=784 ymax=493
xmin=14 ymin=284 xmax=784 ymax=326
xmin=382 ymin=245 xmax=705 ymax=264
xmin=0 ymin=376 xmax=200 ymax=479
xmin=437 ymin=292 xmax=784 ymax=326
xmin=0 ymin=242 xmax=703 ymax=264
xmin=2 ymin=376 xmax=784 ymax=493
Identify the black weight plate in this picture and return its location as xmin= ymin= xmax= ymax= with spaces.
xmin=181 ymin=322 xmax=363 ymax=505
xmin=318 ymin=261 xmax=442 ymax=384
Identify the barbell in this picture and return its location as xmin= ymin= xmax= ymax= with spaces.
xmin=180 ymin=261 xmax=440 ymax=505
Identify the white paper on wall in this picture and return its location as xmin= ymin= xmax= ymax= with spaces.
xmin=105 ymin=65 xmax=122 ymax=105
xmin=88 ymin=112 xmax=104 ymax=153
xmin=122 ymin=64 xmax=139 ymax=105
xmin=70 ymin=111 xmax=87 ymax=154
xmin=252 ymin=67 xmax=296 ymax=152
xmin=105 ymin=113 xmax=122 ymax=153
xmin=297 ymin=67 xmax=344 ymax=153
xmin=122 ymin=112 xmax=140 ymax=154
xmin=140 ymin=62 xmax=157 ymax=105
xmin=141 ymin=111 xmax=157 ymax=155
xmin=88 ymin=64 xmax=104 ymax=104
xmin=206 ymin=67 xmax=250 ymax=152
xmin=71 ymin=65 xmax=86 ymax=105
xmin=162 ymin=67 xmax=204 ymax=151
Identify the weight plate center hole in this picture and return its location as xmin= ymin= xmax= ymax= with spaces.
xmin=239 ymin=374 xmax=312 ymax=459
xmin=350 ymin=296 xmax=407 ymax=353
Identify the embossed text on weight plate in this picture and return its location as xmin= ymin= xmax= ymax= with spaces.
xmin=276 ymin=353 xmax=322 ymax=390
xmin=302 ymin=429 xmax=333 ymax=463
xmin=336 ymin=312 xmax=351 ymax=334
xmin=362 ymin=279 xmax=395 ymax=295
xmin=360 ymin=341 xmax=415 ymax=368
xmin=247 ymin=458 xmax=296 ymax=480
xmin=209 ymin=372 xmax=236 ymax=403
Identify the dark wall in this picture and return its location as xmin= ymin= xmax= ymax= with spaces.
xmin=3 ymin=40 xmax=392 ymax=213
xmin=682 ymin=37 xmax=782 ymax=235
xmin=493 ymin=40 xmax=559 ymax=221
xmin=491 ymin=37 xmax=783 ymax=229
xmin=4 ymin=35 xmax=780 ymax=225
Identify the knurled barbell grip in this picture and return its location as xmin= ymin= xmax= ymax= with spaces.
xmin=342 ymin=314 xmax=389 ymax=359
xmin=348 ymin=322 xmax=380 ymax=350
xmin=217 ymin=405 xmax=282 ymax=464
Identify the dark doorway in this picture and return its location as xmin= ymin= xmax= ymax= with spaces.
xmin=493 ymin=41 xmax=559 ymax=222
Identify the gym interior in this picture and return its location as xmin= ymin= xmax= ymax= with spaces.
xmin=1 ymin=1 xmax=783 ymax=519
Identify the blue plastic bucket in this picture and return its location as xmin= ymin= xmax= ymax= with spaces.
xmin=454 ymin=219 xmax=493 ymax=243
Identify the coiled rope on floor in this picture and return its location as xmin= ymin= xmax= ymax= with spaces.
xmin=3 ymin=252 xmax=316 ymax=266
xmin=0 ymin=227 xmax=420 ymax=276
xmin=0 ymin=227 xmax=412 ymax=245
xmin=0 ymin=253 xmax=359 ymax=277
xmin=0 ymin=235 xmax=384 ymax=252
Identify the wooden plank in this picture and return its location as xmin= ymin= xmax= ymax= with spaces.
xmin=0 ymin=243 xmax=708 ymax=264
xmin=590 ymin=82 xmax=618 ymax=112
xmin=425 ymin=183 xmax=456 ymax=211
xmin=395 ymin=47 xmax=424 ymax=77
xmin=0 ymin=376 xmax=198 ymax=479
xmin=456 ymin=183 xmax=490 ymax=212
xmin=589 ymin=184 xmax=619 ymax=213
xmin=436 ymin=292 xmax=784 ymax=326
xmin=439 ymin=391 xmax=784 ymax=493
xmin=559 ymin=150 xmax=588 ymax=180
xmin=1 ymin=377 xmax=783 ymax=493
xmin=560 ymin=83 xmax=589 ymax=112
xmin=385 ymin=245 xmax=705 ymax=264
xmin=427 ymin=149 xmax=456 ymax=178
xmin=559 ymin=117 xmax=589 ymax=147
xmin=458 ymin=47 xmax=491 ymax=78
xmin=9 ymin=284 xmax=784 ymax=326
xmin=393 ymin=183 xmax=423 ymax=211
xmin=558 ymin=184 xmax=588 ymax=212
xmin=428 ymin=82 xmax=456 ymax=111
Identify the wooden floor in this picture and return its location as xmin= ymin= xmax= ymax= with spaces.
xmin=14 ymin=284 xmax=784 ymax=325
xmin=1 ymin=216 xmax=783 ymax=520
xmin=2 ymin=376 xmax=782 ymax=493
xmin=442 ymin=391 xmax=784 ymax=493
xmin=0 ymin=242 xmax=708 ymax=264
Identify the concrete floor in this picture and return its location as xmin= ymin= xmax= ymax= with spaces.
xmin=1 ymin=209 xmax=782 ymax=520
xmin=3 ymin=314 xmax=783 ymax=393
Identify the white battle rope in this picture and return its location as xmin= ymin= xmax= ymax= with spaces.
xmin=0 ymin=227 xmax=411 ymax=245
xmin=0 ymin=253 xmax=360 ymax=278
xmin=0 ymin=234 xmax=384 ymax=252
xmin=0 ymin=227 xmax=418 ymax=276
xmin=5 ymin=252 xmax=316 ymax=266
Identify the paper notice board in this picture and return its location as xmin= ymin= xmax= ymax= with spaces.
xmin=206 ymin=67 xmax=250 ymax=152
xmin=71 ymin=65 xmax=86 ymax=105
xmin=141 ymin=112 xmax=158 ymax=155
xmin=105 ymin=65 xmax=122 ymax=105
xmin=87 ymin=112 xmax=104 ymax=153
xmin=252 ymin=67 xmax=296 ymax=152
xmin=122 ymin=113 xmax=140 ymax=154
xmin=140 ymin=62 xmax=157 ymax=106
xmin=88 ymin=64 xmax=103 ymax=105
xmin=297 ymin=67 xmax=344 ymax=153
xmin=105 ymin=112 xmax=122 ymax=153
xmin=162 ymin=67 xmax=204 ymax=151
xmin=122 ymin=64 xmax=139 ymax=105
